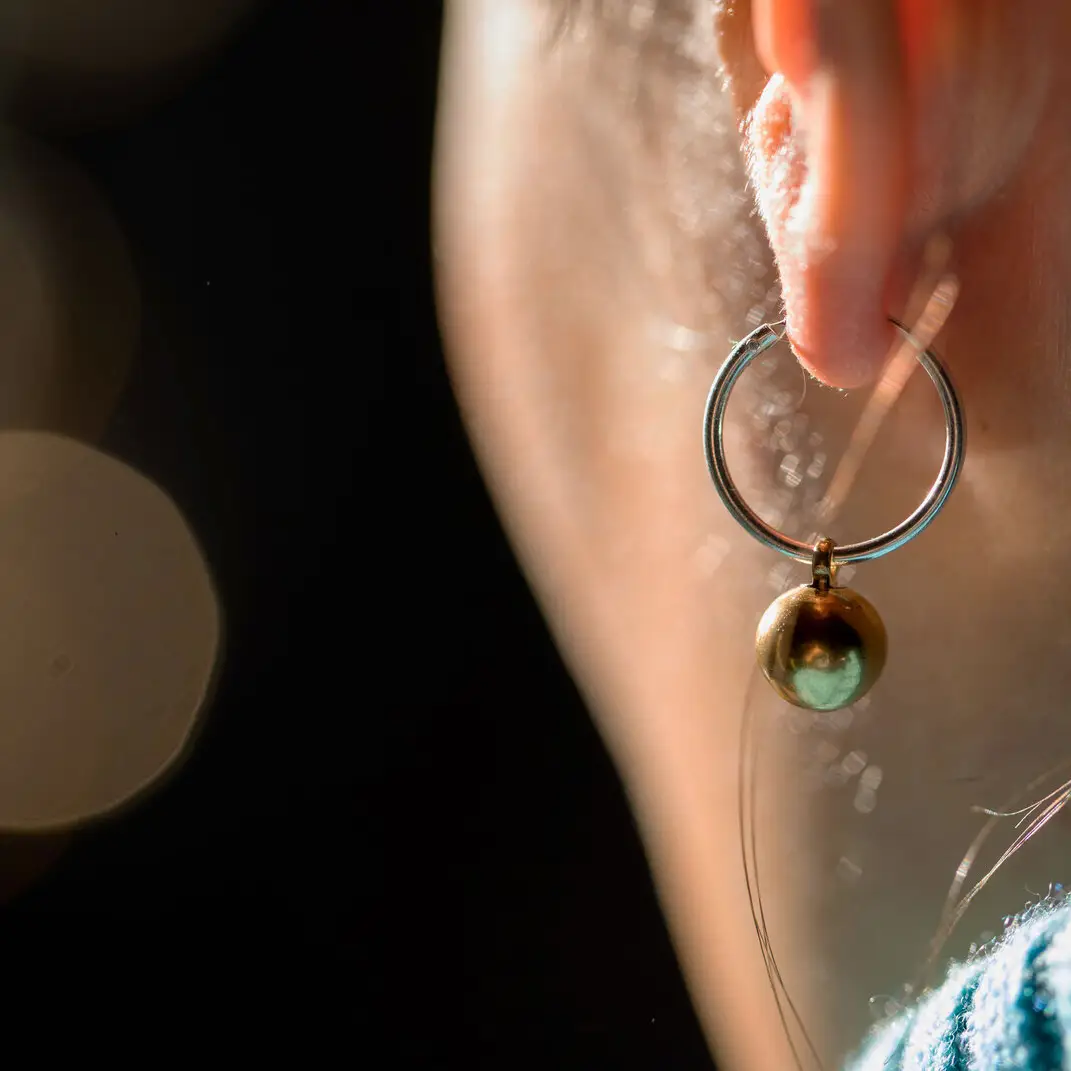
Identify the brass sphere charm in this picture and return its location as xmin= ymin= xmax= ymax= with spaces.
xmin=755 ymin=540 xmax=887 ymax=711
xmin=705 ymin=323 xmax=964 ymax=713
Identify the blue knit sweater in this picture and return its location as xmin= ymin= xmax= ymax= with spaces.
xmin=849 ymin=901 xmax=1071 ymax=1069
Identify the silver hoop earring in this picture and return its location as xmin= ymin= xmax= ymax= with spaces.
xmin=703 ymin=320 xmax=965 ymax=712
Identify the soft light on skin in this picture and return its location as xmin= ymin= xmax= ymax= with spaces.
xmin=737 ymin=0 xmax=1063 ymax=388
xmin=438 ymin=1 xmax=1071 ymax=1068
xmin=438 ymin=6 xmax=812 ymax=1067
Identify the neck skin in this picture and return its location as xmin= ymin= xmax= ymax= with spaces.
xmin=437 ymin=3 xmax=1071 ymax=1068
xmin=937 ymin=96 xmax=1071 ymax=554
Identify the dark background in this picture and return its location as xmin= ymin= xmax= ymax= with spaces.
xmin=0 ymin=1 xmax=713 ymax=1063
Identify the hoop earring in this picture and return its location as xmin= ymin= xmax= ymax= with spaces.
xmin=703 ymin=320 xmax=965 ymax=712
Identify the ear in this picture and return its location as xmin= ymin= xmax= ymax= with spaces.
xmin=720 ymin=1 xmax=912 ymax=387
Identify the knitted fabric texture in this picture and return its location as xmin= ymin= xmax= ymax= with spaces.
xmin=848 ymin=900 xmax=1071 ymax=1070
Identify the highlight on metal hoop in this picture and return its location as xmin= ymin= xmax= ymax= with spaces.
xmin=703 ymin=319 xmax=965 ymax=565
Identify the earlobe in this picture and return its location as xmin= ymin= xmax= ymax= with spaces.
xmin=721 ymin=1 xmax=1067 ymax=388
xmin=743 ymin=1 xmax=911 ymax=387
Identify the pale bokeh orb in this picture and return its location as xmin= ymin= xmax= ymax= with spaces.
xmin=0 ymin=132 xmax=137 ymax=440
xmin=0 ymin=0 xmax=261 ymax=129
xmin=0 ymin=431 xmax=221 ymax=830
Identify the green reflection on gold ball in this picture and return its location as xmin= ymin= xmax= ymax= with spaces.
xmin=755 ymin=584 xmax=887 ymax=711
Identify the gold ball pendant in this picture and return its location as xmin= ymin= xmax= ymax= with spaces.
xmin=755 ymin=582 xmax=887 ymax=712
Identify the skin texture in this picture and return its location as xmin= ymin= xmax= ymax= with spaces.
xmin=736 ymin=0 xmax=1065 ymax=388
xmin=435 ymin=1 xmax=1071 ymax=1067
